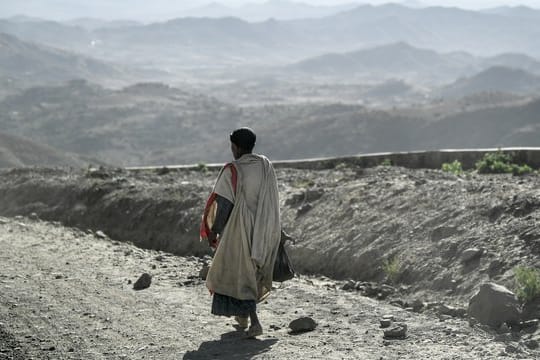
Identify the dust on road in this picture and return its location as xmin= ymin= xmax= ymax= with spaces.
xmin=0 ymin=217 xmax=516 ymax=359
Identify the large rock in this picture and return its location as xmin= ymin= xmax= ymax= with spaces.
xmin=468 ymin=283 xmax=521 ymax=328
xmin=133 ymin=273 xmax=152 ymax=290
xmin=289 ymin=317 xmax=317 ymax=333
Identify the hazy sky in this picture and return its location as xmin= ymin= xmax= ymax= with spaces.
xmin=2 ymin=0 xmax=539 ymax=22
xmin=191 ymin=0 xmax=540 ymax=9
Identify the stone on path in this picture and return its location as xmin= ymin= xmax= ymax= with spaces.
xmin=383 ymin=323 xmax=407 ymax=339
xmin=289 ymin=317 xmax=317 ymax=333
xmin=380 ymin=319 xmax=392 ymax=328
xmin=133 ymin=273 xmax=152 ymax=290
xmin=468 ymin=283 xmax=520 ymax=328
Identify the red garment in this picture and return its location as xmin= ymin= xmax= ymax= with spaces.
xmin=200 ymin=163 xmax=237 ymax=249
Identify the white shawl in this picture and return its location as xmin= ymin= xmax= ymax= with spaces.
xmin=206 ymin=154 xmax=281 ymax=301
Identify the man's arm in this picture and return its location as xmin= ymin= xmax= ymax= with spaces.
xmin=211 ymin=194 xmax=234 ymax=235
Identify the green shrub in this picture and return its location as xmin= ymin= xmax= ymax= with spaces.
xmin=475 ymin=151 xmax=533 ymax=175
xmin=196 ymin=162 xmax=208 ymax=173
xmin=514 ymin=266 xmax=540 ymax=303
xmin=381 ymin=158 xmax=392 ymax=166
xmin=383 ymin=256 xmax=401 ymax=284
xmin=442 ymin=160 xmax=463 ymax=175
xmin=293 ymin=178 xmax=315 ymax=188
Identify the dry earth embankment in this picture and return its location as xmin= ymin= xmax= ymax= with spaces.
xmin=0 ymin=160 xmax=539 ymax=307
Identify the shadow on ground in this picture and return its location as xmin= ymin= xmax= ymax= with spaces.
xmin=183 ymin=330 xmax=278 ymax=359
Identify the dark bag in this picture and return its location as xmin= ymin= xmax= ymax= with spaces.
xmin=273 ymin=230 xmax=295 ymax=282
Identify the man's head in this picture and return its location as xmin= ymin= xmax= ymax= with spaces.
xmin=230 ymin=127 xmax=256 ymax=159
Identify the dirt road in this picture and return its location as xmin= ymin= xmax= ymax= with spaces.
xmin=0 ymin=216 xmax=524 ymax=359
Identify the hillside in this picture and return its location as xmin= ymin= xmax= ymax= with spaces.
xmin=440 ymin=66 xmax=540 ymax=98
xmin=0 ymin=131 xmax=90 ymax=168
xmin=289 ymin=42 xmax=475 ymax=83
xmin=288 ymin=43 xmax=540 ymax=84
xmin=1 ymin=80 xmax=540 ymax=166
xmin=0 ymin=80 xmax=242 ymax=166
xmin=0 ymin=32 xmax=135 ymax=90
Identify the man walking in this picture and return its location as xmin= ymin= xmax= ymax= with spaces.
xmin=200 ymin=127 xmax=281 ymax=338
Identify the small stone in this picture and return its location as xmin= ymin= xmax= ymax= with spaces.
xmin=438 ymin=315 xmax=453 ymax=322
xmin=127 ymin=279 xmax=132 ymax=285
xmin=29 ymin=213 xmax=39 ymax=220
xmin=133 ymin=273 xmax=152 ymax=290
xmin=438 ymin=304 xmax=467 ymax=318
xmin=297 ymin=203 xmax=313 ymax=216
xmin=411 ymin=299 xmax=425 ymax=312
xmin=519 ymin=319 xmax=539 ymax=329
xmin=461 ymin=248 xmax=483 ymax=263
xmin=68 ymin=348 xmax=75 ymax=352
xmin=380 ymin=319 xmax=392 ymax=328
xmin=342 ymin=280 xmax=356 ymax=291
xmin=95 ymin=231 xmax=107 ymax=239
xmin=383 ymin=323 xmax=407 ymax=339
xmin=289 ymin=317 xmax=317 ymax=333
xmin=382 ymin=315 xmax=394 ymax=321
xmin=55 ymin=275 xmax=63 ymax=280
xmin=524 ymin=339 xmax=539 ymax=350
xmin=505 ymin=344 xmax=520 ymax=354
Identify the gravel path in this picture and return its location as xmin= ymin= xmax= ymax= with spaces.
xmin=0 ymin=216 xmax=521 ymax=359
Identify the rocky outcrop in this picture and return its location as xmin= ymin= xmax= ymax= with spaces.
xmin=468 ymin=283 xmax=521 ymax=328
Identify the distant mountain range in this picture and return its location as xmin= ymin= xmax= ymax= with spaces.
xmin=2 ymin=1 xmax=359 ymax=22
xmin=440 ymin=66 xmax=540 ymax=98
xmin=288 ymin=42 xmax=540 ymax=84
xmin=0 ymin=32 xmax=127 ymax=85
xmin=2 ymin=4 xmax=540 ymax=69
xmin=180 ymin=1 xmax=359 ymax=21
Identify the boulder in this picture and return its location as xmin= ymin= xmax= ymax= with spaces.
xmin=289 ymin=317 xmax=317 ymax=333
xmin=468 ymin=283 xmax=521 ymax=328
xmin=133 ymin=273 xmax=152 ymax=290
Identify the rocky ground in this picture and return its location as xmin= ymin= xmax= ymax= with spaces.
xmin=0 ymin=216 xmax=536 ymax=359
xmin=0 ymin=164 xmax=539 ymax=358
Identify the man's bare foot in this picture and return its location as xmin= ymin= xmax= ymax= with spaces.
xmin=234 ymin=316 xmax=248 ymax=329
xmin=246 ymin=323 xmax=263 ymax=338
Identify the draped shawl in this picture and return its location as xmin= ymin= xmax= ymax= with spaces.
xmin=205 ymin=154 xmax=281 ymax=301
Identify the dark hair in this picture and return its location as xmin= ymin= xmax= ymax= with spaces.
xmin=230 ymin=127 xmax=256 ymax=152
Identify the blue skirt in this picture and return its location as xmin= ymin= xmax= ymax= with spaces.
xmin=211 ymin=293 xmax=256 ymax=316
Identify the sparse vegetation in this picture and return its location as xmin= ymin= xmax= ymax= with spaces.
xmin=381 ymin=158 xmax=393 ymax=166
xmin=293 ymin=178 xmax=315 ymax=189
xmin=475 ymin=151 xmax=533 ymax=175
xmin=514 ymin=266 xmax=540 ymax=303
xmin=442 ymin=160 xmax=463 ymax=175
xmin=382 ymin=256 xmax=401 ymax=284
xmin=196 ymin=162 xmax=208 ymax=173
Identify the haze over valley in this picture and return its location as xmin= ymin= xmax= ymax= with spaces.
xmin=1 ymin=0 xmax=540 ymax=166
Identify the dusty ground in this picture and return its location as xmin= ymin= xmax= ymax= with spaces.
xmin=0 ymin=216 xmax=533 ymax=359
xmin=0 ymin=164 xmax=539 ymax=358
